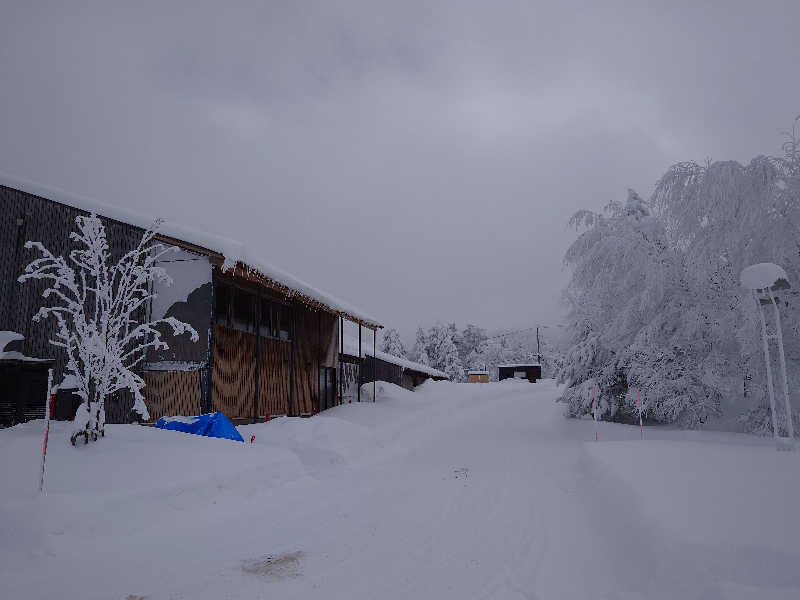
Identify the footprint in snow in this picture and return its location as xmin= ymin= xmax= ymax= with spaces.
xmin=241 ymin=551 xmax=304 ymax=579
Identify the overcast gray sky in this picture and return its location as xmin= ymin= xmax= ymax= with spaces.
xmin=2 ymin=1 xmax=799 ymax=339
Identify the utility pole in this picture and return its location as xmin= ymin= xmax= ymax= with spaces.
xmin=536 ymin=326 xmax=541 ymax=364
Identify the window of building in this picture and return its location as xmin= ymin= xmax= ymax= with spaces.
xmin=258 ymin=297 xmax=292 ymax=341
xmin=232 ymin=288 xmax=255 ymax=332
xmin=279 ymin=304 xmax=292 ymax=340
xmin=259 ymin=298 xmax=274 ymax=338
xmin=215 ymin=281 xmax=231 ymax=326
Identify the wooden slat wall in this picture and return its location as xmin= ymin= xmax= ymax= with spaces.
xmin=292 ymin=309 xmax=314 ymax=414
xmin=211 ymin=306 xmax=339 ymax=419
xmin=258 ymin=337 xmax=290 ymax=416
xmin=143 ymin=371 xmax=203 ymax=422
xmin=212 ymin=326 xmax=256 ymax=419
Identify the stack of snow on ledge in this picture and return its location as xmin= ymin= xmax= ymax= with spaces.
xmin=342 ymin=336 xmax=447 ymax=380
xmin=0 ymin=331 xmax=49 ymax=362
xmin=0 ymin=172 xmax=380 ymax=328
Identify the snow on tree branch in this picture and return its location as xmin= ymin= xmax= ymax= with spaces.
xmin=18 ymin=213 xmax=198 ymax=443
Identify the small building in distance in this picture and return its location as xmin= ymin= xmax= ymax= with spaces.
xmin=498 ymin=363 xmax=541 ymax=383
xmin=467 ymin=370 xmax=489 ymax=383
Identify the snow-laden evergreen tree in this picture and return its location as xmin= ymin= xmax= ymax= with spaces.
xmin=18 ymin=214 xmax=199 ymax=444
xmin=380 ymin=328 xmax=407 ymax=358
xmin=459 ymin=324 xmax=487 ymax=363
xmin=465 ymin=348 xmax=486 ymax=372
xmin=411 ymin=326 xmax=430 ymax=366
xmin=427 ymin=323 xmax=464 ymax=381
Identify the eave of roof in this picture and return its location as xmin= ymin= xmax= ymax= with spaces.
xmin=1 ymin=172 xmax=382 ymax=329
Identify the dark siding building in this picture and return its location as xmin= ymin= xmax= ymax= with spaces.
xmin=1 ymin=177 xmax=381 ymax=425
xmin=1 ymin=182 xmax=147 ymax=424
xmin=339 ymin=335 xmax=448 ymax=402
xmin=497 ymin=364 xmax=542 ymax=383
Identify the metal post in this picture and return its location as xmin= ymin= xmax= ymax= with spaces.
xmin=768 ymin=287 xmax=795 ymax=442
xmin=373 ymin=328 xmax=376 ymax=402
xmin=536 ymin=326 xmax=541 ymax=364
xmin=253 ymin=286 xmax=261 ymax=423
xmin=358 ymin=323 xmax=362 ymax=403
xmin=39 ymin=368 xmax=53 ymax=493
xmin=289 ymin=301 xmax=296 ymax=417
xmin=206 ymin=267 xmax=218 ymax=414
xmin=755 ymin=290 xmax=779 ymax=441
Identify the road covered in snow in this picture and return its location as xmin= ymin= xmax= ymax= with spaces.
xmin=2 ymin=380 xmax=800 ymax=599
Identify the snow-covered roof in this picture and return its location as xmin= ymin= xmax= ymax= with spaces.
xmin=0 ymin=351 xmax=52 ymax=363
xmin=230 ymin=255 xmax=381 ymax=328
xmin=56 ymin=374 xmax=80 ymax=390
xmin=341 ymin=336 xmax=448 ymax=379
xmin=0 ymin=172 xmax=381 ymax=328
xmin=497 ymin=363 xmax=541 ymax=368
xmin=468 ymin=370 xmax=489 ymax=375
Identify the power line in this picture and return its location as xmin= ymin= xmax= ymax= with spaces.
xmin=484 ymin=326 xmax=539 ymax=341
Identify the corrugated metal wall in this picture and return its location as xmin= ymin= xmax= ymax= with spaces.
xmin=1 ymin=185 xmax=147 ymax=423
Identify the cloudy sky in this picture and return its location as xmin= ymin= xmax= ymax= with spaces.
xmin=2 ymin=1 xmax=799 ymax=339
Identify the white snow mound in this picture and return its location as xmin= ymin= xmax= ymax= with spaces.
xmin=740 ymin=262 xmax=788 ymax=290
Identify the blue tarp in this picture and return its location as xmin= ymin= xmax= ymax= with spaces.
xmin=155 ymin=412 xmax=244 ymax=442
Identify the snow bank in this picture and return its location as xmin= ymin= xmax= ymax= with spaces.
xmin=3 ymin=380 xmax=799 ymax=599
xmin=584 ymin=435 xmax=800 ymax=597
xmin=358 ymin=381 xmax=415 ymax=403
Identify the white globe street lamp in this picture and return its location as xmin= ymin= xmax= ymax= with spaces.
xmin=740 ymin=263 xmax=795 ymax=450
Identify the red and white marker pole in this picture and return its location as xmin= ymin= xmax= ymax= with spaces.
xmin=39 ymin=369 xmax=54 ymax=493
xmin=637 ymin=388 xmax=643 ymax=440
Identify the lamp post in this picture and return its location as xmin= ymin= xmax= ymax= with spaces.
xmin=740 ymin=263 xmax=795 ymax=450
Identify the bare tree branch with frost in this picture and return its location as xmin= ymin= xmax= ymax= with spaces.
xmin=18 ymin=214 xmax=198 ymax=444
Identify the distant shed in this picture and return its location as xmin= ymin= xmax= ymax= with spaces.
xmin=467 ymin=370 xmax=489 ymax=383
xmin=497 ymin=364 xmax=541 ymax=383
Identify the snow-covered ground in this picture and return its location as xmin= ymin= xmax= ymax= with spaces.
xmin=2 ymin=380 xmax=799 ymax=599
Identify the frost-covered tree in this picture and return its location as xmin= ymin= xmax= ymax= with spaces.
xmin=380 ymin=328 xmax=406 ymax=358
xmin=18 ymin=214 xmax=198 ymax=444
xmin=560 ymin=118 xmax=800 ymax=430
xmin=558 ymin=190 xmax=721 ymax=425
xmin=652 ymin=144 xmax=800 ymax=431
xmin=428 ymin=323 xmax=464 ymax=381
xmin=459 ymin=324 xmax=487 ymax=362
xmin=411 ymin=326 xmax=430 ymax=366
